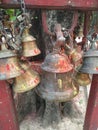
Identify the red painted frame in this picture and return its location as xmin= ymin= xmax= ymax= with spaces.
xmin=83 ymin=75 xmax=98 ymax=130
xmin=1 ymin=0 xmax=98 ymax=10
xmin=0 ymin=0 xmax=98 ymax=130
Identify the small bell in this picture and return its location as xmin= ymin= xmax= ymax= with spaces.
xmin=13 ymin=61 xmax=40 ymax=93
xmin=79 ymin=40 xmax=98 ymax=74
xmin=22 ymin=27 xmax=41 ymax=57
xmin=75 ymin=72 xmax=91 ymax=86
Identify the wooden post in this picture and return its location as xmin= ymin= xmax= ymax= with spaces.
xmin=84 ymin=74 xmax=98 ymax=130
xmin=0 ymin=81 xmax=19 ymax=130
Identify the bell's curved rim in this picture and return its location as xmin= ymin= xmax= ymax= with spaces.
xmin=22 ymin=48 xmax=41 ymax=57
xmin=79 ymin=68 xmax=98 ymax=74
xmin=0 ymin=71 xmax=22 ymax=80
xmin=76 ymin=78 xmax=91 ymax=86
xmin=83 ymin=50 xmax=98 ymax=57
xmin=41 ymin=63 xmax=73 ymax=73
xmin=13 ymin=79 xmax=40 ymax=93
xmin=0 ymin=50 xmax=17 ymax=58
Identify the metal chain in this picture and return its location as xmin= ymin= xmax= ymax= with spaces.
xmin=19 ymin=0 xmax=26 ymax=14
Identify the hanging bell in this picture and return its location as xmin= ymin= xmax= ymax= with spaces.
xmin=36 ymin=70 xmax=79 ymax=102
xmin=69 ymin=49 xmax=83 ymax=63
xmin=13 ymin=61 xmax=40 ymax=93
xmin=79 ymin=40 xmax=98 ymax=74
xmin=75 ymin=72 xmax=91 ymax=86
xmin=41 ymin=50 xmax=73 ymax=73
xmin=0 ymin=50 xmax=23 ymax=80
xmin=22 ymin=27 xmax=41 ymax=57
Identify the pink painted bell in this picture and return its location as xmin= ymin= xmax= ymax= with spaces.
xmin=41 ymin=50 xmax=73 ymax=73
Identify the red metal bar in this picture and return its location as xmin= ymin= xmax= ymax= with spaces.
xmin=81 ymin=11 xmax=91 ymax=49
xmin=0 ymin=81 xmax=19 ymax=130
xmin=83 ymin=11 xmax=92 ymax=37
xmin=1 ymin=0 xmax=98 ymax=10
xmin=83 ymin=74 xmax=98 ymax=130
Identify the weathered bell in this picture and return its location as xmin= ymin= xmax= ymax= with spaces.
xmin=13 ymin=61 xmax=40 ymax=93
xmin=22 ymin=27 xmax=41 ymax=57
xmin=75 ymin=72 xmax=91 ymax=86
xmin=0 ymin=50 xmax=23 ymax=80
xmin=79 ymin=40 xmax=98 ymax=74
xmin=41 ymin=50 xmax=73 ymax=73
xmin=36 ymin=70 xmax=79 ymax=102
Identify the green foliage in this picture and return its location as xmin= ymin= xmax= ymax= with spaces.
xmin=5 ymin=9 xmax=21 ymax=21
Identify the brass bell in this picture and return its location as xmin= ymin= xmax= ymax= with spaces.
xmin=0 ymin=50 xmax=23 ymax=80
xmin=22 ymin=27 xmax=41 ymax=57
xmin=75 ymin=72 xmax=91 ymax=86
xmin=65 ymin=44 xmax=83 ymax=64
xmin=13 ymin=61 xmax=40 ymax=93
xmin=36 ymin=70 xmax=79 ymax=102
xmin=69 ymin=49 xmax=83 ymax=63
xmin=41 ymin=50 xmax=73 ymax=73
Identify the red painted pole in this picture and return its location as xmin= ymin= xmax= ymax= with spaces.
xmin=0 ymin=80 xmax=19 ymax=130
xmin=84 ymin=74 xmax=98 ymax=130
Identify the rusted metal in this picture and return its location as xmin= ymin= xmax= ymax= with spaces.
xmin=1 ymin=0 xmax=98 ymax=10
xmin=0 ymin=81 xmax=19 ymax=130
xmin=83 ymin=74 xmax=98 ymax=130
xmin=36 ymin=70 xmax=79 ymax=102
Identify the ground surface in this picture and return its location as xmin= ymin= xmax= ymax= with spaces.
xmin=20 ymin=85 xmax=90 ymax=130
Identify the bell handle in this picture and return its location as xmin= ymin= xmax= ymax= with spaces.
xmin=42 ymin=10 xmax=78 ymax=36
xmin=42 ymin=10 xmax=78 ymax=49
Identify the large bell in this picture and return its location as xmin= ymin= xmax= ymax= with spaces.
xmin=75 ymin=72 xmax=91 ymax=86
xmin=79 ymin=40 xmax=98 ymax=74
xmin=36 ymin=70 xmax=79 ymax=102
xmin=22 ymin=27 xmax=41 ymax=57
xmin=13 ymin=61 xmax=40 ymax=93
xmin=41 ymin=50 xmax=73 ymax=73
xmin=0 ymin=50 xmax=23 ymax=80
